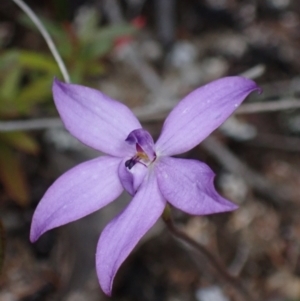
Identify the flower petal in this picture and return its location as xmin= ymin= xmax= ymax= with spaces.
xmin=155 ymin=157 xmax=237 ymax=215
xmin=30 ymin=156 xmax=123 ymax=242
xmin=155 ymin=76 xmax=261 ymax=156
xmin=53 ymin=79 xmax=141 ymax=157
xmin=125 ymin=129 xmax=156 ymax=160
xmin=118 ymin=159 xmax=148 ymax=195
xmin=96 ymin=172 xmax=166 ymax=296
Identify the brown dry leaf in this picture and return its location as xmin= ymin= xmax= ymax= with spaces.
xmin=230 ymin=202 xmax=282 ymax=256
xmin=0 ymin=238 xmax=57 ymax=300
xmin=0 ymin=142 xmax=30 ymax=206
xmin=267 ymin=270 xmax=300 ymax=299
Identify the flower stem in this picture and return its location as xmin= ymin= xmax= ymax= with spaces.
xmin=11 ymin=0 xmax=70 ymax=83
xmin=162 ymin=213 xmax=255 ymax=301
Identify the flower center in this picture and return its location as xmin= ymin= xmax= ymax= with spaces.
xmin=125 ymin=144 xmax=155 ymax=169
xmin=124 ymin=129 xmax=156 ymax=170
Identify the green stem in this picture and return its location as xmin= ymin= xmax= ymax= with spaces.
xmin=11 ymin=0 xmax=70 ymax=83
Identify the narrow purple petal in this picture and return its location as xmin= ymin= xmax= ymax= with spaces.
xmin=118 ymin=159 xmax=148 ymax=195
xmin=155 ymin=157 xmax=237 ymax=215
xmin=53 ymin=79 xmax=142 ymax=157
xmin=30 ymin=156 xmax=123 ymax=242
xmin=155 ymin=77 xmax=261 ymax=156
xmin=96 ymin=172 xmax=166 ymax=296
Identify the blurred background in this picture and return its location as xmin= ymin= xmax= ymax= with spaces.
xmin=1 ymin=0 xmax=300 ymax=300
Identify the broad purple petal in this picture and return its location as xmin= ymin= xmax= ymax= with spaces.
xmin=155 ymin=157 xmax=237 ymax=215
xmin=30 ymin=156 xmax=123 ymax=242
xmin=155 ymin=77 xmax=261 ymax=156
xmin=96 ymin=172 xmax=166 ymax=296
xmin=125 ymin=129 xmax=156 ymax=160
xmin=118 ymin=159 xmax=148 ymax=195
xmin=53 ymin=79 xmax=141 ymax=157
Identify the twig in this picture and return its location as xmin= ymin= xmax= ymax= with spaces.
xmin=1 ymin=95 xmax=300 ymax=132
xmin=134 ymin=96 xmax=300 ymax=122
xmin=0 ymin=3 xmax=281 ymax=134
xmin=201 ymin=136 xmax=294 ymax=209
xmin=237 ymin=98 xmax=300 ymax=114
xmin=239 ymin=64 xmax=266 ymax=80
xmin=102 ymin=0 xmax=123 ymax=23
xmin=0 ymin=4 xmax=296 ymax=134
xmin=246 ymin=133 xmax=300 ymax=152
xmin=0 ymin=118 xmax=62 ymax=131
xmin=0 ymin=220 xmax=5 ymax=273
xmin=102 ymin=0 xmax=164 ymax=94
xmin=11 ymin=0 xmax=70 ymax=83
xmin=155 ymin=0 xmax=176 ymax=47
xmin=228 ymin=243 xmax=250 ymax=277
xmin=256 ymin=77 xmax=300 ymax=100
xmin=162 ymin=214 xmax=255 ymax=301
xmin=116 ymin=44 xmax=164 ymax=93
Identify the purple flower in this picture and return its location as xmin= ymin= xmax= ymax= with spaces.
xmin=30 ymin=77 xmax=260 ymax=295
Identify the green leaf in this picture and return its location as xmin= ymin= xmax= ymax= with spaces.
xmin=1 ymin=66 xmax=22 ymax=100
xmin=81 ymin=24 xmax=137 ymax=59
xmin=18 ymin=15 xmax=73 ymax=58
xmin=0 ymin=50 xmax=19 ymax=70
xmin=18 ymin=51 xmax=59 ymax=74
xmin=0 ymin=142 xmax=30 ymax=206
xmin=94 ymin=24 xmax=136 ymax=42
xmin=18 ymin=14 xmax=65 ymax=41
xmin=81 ymin=40 xmax=112 ymax=59
xmin=76 ymin=8 xmax=100 ymax=41
xmin=0 ymin=132 xmax=39 ymax=155
xmin=0 ymin=58 xmax=22 ymax=115
xmin=69 ymin=62 xmax=84 ymax=83
xmin=14 ymin=75 xmax=52 ymax=113
xmin=85 ymin=63 xmax=105 ymax=76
